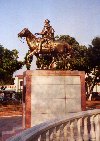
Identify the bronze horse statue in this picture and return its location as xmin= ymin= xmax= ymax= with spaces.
xmin=18 ymin=28 xmax=71 ymax=59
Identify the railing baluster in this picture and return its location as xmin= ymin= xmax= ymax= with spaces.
xmin=69 ymin=121 xmax=75 ymax=141
xmin=38 ymin=135 xmax=41 ymax=141
xmin=59 ymin=124 xmax=64 ymax=141
xmin=63 ymin=122 xmax=68 ymax=141
xmin=49 ymin=128 xmax=54 ymax=141
xmin=83 ymin=116 xmax=89 ymax=141
xmin=56 ymin=125 xmax=60 ymax=141
xmin=77 ymin=118 xmax=83 ymax=141
xmin=49 ymin=127 xmax=58 ymax=141
xmin=40 ymin=132 xmax=46 ymax=141
xmin=52 ymin=127 xmax=57 ymax=141
xmin=46 ymin=130 xmax=50 ymax=141
xmin=94 ymin=114 xmax=100 ymax=141
xmin=90 ymin=115 xmax=96 ymax=141
xmin=65 ymin=121 xmax=70 ymax=141
xmin=74 ymin=119 xmax=78 ymax=140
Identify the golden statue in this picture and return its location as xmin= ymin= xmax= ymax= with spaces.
xmin=18 ymin=19 xmax=71 ymax=69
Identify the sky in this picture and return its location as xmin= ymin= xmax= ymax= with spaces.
xmin=0 ymin=0 xmax=100 ymax=74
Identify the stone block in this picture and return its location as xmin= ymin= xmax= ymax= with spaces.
xmin=31 ymin=114 xmax=57 ymax=126
xmin=65 ymin=85 xmax=81 ymax=98
xmin=31 ymin=76 xmax=65 ymax=84
xmin=31 ymin=99 xmax=66 ymax=114
xmin=31 ymin=84 xmax=65 ymax=99
xmin=65 ymin=76 xmax=80 ymax=84
xmin=65 ymin=98 xmax=81 ymax=112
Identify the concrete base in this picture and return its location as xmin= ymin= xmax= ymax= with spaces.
xmin=23 ymin=70 xmax=86 ymax=128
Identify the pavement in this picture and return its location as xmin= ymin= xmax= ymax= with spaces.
xmin=0 ymin=116 xmax=22 ymax=141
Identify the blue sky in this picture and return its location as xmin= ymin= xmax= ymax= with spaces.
xmin=0 ymin=0 xmax=100 ymax=73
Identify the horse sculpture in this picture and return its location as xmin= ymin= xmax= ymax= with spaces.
xmin=18 ymin=28 xmax=71 ymax=59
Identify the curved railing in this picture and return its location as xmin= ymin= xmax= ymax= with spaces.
xmin=7 ymin=109 xmax=100 ymax=141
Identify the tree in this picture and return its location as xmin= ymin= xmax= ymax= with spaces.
xmin=0 ymin=44 xmax=24 ymax=85
xmin=56 ymin=35 xmax=88 ymax=71
xmin=85 ymin=37 xmax=100 ymax=94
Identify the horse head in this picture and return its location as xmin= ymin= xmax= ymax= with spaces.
xmin=18 ymin=28 xmax=38 ymax=57
xmin=18 ymin=28 xmax=29 ymax=38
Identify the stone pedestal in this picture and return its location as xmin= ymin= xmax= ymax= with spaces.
xmin=23 ymin=70 xmax=86 ymax=128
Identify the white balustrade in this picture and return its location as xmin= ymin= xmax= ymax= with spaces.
xmin=52 ymin=127 xmax=57 ymax=141
xmin=7 ymin=109 xmax=100 ymax=141
xmin=77 ymin=118 xmax=83 ymax=141
xmin=90 ymin=115 xmax=96 ymax=141
xmin=70 ymin=121 xmax=75 ymax=141
xmin=83 ymin=116 xmax=89 ymax=141
xmin=46 ymin=130 xmax=49 ymax=141
xmin=94 ymin=114 xmax=100 ymax=141
xmin=59 ymin=124 xmax=64 ymax=141
xmin=56 ymin=125 xmax=60 ymax=141
xmin=63 ymin=122 xmax=67 ymax=141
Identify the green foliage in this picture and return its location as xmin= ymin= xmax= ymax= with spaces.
xmin=85 ymin=37 xmax=100 ymax=94
xmin=88 ymin=37 xmax=100 ymax=68
xmin=0 ymin=44 xmax=24 ymax=85
xmin=55 ymin=35 xmax=79 ymax=46
xmin=56 ymin=35 xmax=88 ymax=71
xmin=36 ymin=54 xmax=52 ymax=69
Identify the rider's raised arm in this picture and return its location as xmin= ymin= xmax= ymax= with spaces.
xmin=35 ymin=25 xmax=47 ymax=36
xmin=35 ymin=30 xmax=45 ymax=36
xmin=35 ymin=33 xmax=40 ymax=35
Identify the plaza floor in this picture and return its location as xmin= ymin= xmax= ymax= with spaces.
xmin=0 ymin=104 xmax=23 ymax=141
xmin=0 ymin=116 xmax=22 ymax=141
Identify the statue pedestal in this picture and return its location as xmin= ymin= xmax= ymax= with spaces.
xmin=23 ymin=70 xmax=86 ymax=128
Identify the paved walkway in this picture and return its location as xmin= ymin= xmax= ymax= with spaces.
xmin=0 ymin=116 xmax=22 ymax=141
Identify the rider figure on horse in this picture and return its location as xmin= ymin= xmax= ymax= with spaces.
xmin=35 ymin=19 xmax=55 ymax=52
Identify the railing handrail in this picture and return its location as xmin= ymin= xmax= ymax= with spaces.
xmin=7 ymin=109 xmax=100 ymax=141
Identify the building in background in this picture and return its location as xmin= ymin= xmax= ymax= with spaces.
xmin=0 ymin=75 xmax=23 ymax=92
xmin=14 ymin=75 xmax=23 ymax=92
xmin=93 ymin=83 xmax=100 ymax=92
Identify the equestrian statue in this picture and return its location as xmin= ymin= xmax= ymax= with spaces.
xmin=18 ymin=19 xmax=72 ymax=69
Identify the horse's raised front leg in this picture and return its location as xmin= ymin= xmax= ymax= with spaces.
xmin=27 ymin=49 xmax=38 ymax=59
xmin=27 ymin=51 xmax=34 ymax=59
